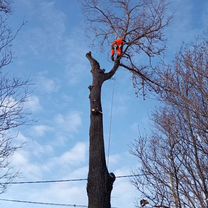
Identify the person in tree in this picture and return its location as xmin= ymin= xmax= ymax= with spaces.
xmin=111 ymin=37 xmax=126 ymax=61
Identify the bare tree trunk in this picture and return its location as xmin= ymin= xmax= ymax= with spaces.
xmin=86 ymin=52 xmax=116 ymax=208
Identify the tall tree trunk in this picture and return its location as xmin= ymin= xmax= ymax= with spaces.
xmin=86 ymin=52 xmax=118 ymax=208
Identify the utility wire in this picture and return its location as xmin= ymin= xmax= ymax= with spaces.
xmin=0 ymin=198 xmax=88 ymax=207
xmin=0 ymin=198 xmax=119 ymax=208
xmin=3 ymin=174 xmax=144 ymax=185
xmin=116 ymin=174 xmax=142 ymax=179
xmin=5 ymin=178 xmax=87 ymax=185
xmin=0 ymin=174 xmax=144 ymax=208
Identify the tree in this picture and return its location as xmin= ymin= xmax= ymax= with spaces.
xmin=0 ymin=0 xmax=28 ymax=193
xmin=82 ymin=0 xmax=171 ymax=207
xmin=132 ymin=40 xmax=208 ymax=208
xmin=0 ymin=0 xmax=10 ymax=13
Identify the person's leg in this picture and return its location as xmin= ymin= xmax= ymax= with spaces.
xmin=117 ymin=46 xmax=122 ymax=57
xmin=111 ymin=46 xmax=115 ymax=61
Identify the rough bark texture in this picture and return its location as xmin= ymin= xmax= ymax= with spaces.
xmin=86 ymin=52 xmax=119 ymax=208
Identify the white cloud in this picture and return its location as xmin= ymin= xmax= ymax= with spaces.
xmin=16 ymin=132 xmax=28 ymax=143
xmin=17 ymin=132 xmax=54 ymax=157
xmin=11 ymin=150 xmax=43 ymax=178
xmin=45 ymin=142 xmax=87 ymax=172
xmin=19 ymin=1 xmax=67 ymax=59
xmin=113 ymin=179 xmax=138 ymax=208
xmin=29 ymin=140 xmax=54 ymax=158
xmin=112 ymin=169 xmax=139 ymax=208
xmin=33 ymin=182 xmax=87 ymax=205
xmin=25 ymin=95 xmax=41 ymax=112
xmin=64 ymin=38 xmax=89 ymax=85
xmin=107 ymin=154 xmax=121 ymax=166
xmin=32 ymin=125 xmax=52 ymax=137
xmin=111 ymin=93 xmax=129 ymax=116
xmin=10 ymin=131 xmax=54 ymax=179
xmin=55 ymin=111 xmax=82 ymax=134
xmin=15 ymin=0 xmax=89 ymax=86
xmin=38 ymin=142 xmax=86 ymax=178
xmin=36 ymin=75 xmax=59 ymax=93
xmin=59 ymin=142 xmax=86 ymax=166
xmin=66 ymin=166 xmax=88 ymax=179
xmin=166 ymin=0 xmax=208 ymax=58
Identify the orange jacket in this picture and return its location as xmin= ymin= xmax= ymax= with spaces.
xmin=111 ymin=38 xmax=126 ymax=56
xmin=112 ymin=38 xmax=125 ymax=47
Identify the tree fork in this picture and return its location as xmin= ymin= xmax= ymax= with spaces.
xmin=86 ymin=52 xmax=118 ymax=208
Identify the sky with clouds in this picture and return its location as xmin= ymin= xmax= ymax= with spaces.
xmin=0 ymin=0 xmax=208 ymax=207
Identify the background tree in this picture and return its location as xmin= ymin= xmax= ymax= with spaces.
xmin=82 ymin=0 xmax=171 ymax=207
xmin=0 ymin=0 xmax=28 ymax=193
xmin=132 ymin=40 xmax=208 ymax=208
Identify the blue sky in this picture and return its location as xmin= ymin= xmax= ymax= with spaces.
xmin=1 ymin=0 xmax=208 ymax=207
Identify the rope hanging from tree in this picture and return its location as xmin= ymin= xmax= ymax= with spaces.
xmin=107 ymin=78 xmax=116 ymax=167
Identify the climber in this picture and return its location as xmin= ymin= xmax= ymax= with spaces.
xmin=111 ymin=38 xmax=126 ymax=61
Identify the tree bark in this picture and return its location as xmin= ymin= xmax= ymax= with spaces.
xmin=86 ymin=52 xmax=118 ymax=208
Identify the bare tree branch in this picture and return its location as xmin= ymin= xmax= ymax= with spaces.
xmin=132 ymin=40 xmax=208 ymax=208
xmin=0 ymin=1 xmax=29 ymax=194
xmin=82 ymin=1 xmax=171 ymax=207
xmin=83 ymin=0 xmax=171 ymax=97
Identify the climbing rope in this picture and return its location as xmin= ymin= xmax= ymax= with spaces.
xmin=107 ymin=78 xmax=116 ymax=167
